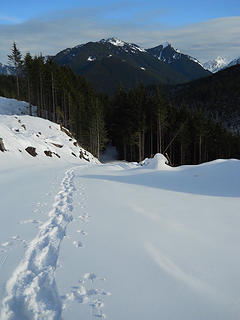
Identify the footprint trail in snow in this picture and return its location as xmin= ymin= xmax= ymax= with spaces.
xmin=1 ymin=168 xmax=76 ymax=320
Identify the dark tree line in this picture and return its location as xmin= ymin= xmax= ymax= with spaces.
xmin=2 ymin=43 xmax=240 ymax=164
xmin=105 ymin=84 xmax=240 ymax=165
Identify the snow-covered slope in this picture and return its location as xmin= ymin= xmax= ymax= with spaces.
xmin=226 ymin=56 xmax=240 ymax=68
xmin=203 ymin=56 xmax=240 ymax=73
xmin=0 ymin=96 xmax=37 ymax=116
xmin=0 ymin=97 xmax=97 ymax=167
xmin=203 ymin=56 xmax=228 ymax=73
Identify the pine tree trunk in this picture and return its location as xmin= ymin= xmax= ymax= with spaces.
xmin=199 ymin=135 xmax=202 ymax=163
xmin=123 ymin=142 xmax=127 ymax=160
xmin=51 ymin=72 xmax=55 ymax=122
xmin=157 ymin=112 xmax=162 ymax=153
xmin=39 ymin=74 xmax=43 ymax=118
xmin=27 ymin=78 xmax=32 ymax=116
xmin=16 ymin=71 xmax=20 ymax=99
xmin=138 ymin=132 xmax=142 ymax=162
xmin=150 ymin=124 xmax=153 ymax=157
xmin=142 ymin=130 xmax=145 ymax=160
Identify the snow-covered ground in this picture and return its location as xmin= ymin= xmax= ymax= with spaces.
xmin=0 ymin=97 xmax=37 ymax=116
xmin=0 ymin=98 xmax=97 ymax=168
xmin=0 ymin=97 xmax=240 ymax=319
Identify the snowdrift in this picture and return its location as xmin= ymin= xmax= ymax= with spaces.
xmin=141 ymin=153 xmax=170 ymax=170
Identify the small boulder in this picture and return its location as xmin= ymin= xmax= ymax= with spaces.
xmin=25 ymin=147 xmax=37 ymax=157
xmin=44 ymin=150 xmax=53 ymax=157
xmin=0 ymin=138 xmax=6 ymax=152
xmin=50 ymin=142 xmax=63 ymax=148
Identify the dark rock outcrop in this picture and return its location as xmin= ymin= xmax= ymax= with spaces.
xmin=25 ymin=147 xmax=37 ymax=157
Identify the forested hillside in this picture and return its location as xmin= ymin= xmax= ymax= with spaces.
xmin=170 ymin=64 xmax=240 ymax=132
xmin=1 ymin=44 xmax=240 ymax=166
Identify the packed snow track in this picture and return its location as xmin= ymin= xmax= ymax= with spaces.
xmin=1 ymin=168 xmax=76 ymax=319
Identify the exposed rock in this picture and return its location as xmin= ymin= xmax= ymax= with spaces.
xmin=72 ymin=152 xmax=77 ymax=157
xmin=15 ymin=129 xmax=19 ymax=132
xmin=25 ymin=146 xmax=37 ymax=157
xmin=53 ymin=152 xmax=60 ymax=158
xmin=50 ymin=142 xmax=63 ymax=148
xmin=80 ymin=150 xmax=90 ymax=162
xmin=73 ymin=141 xmax=78 ymax=147
xmin=21 ymin=124 xmax=26 ymax=130
xmin=60 ymin=126 xmax=73 ymax=138
xmin=0 ymin=138 xmax=6 ymax=152
xmin=44 ymin=150 xmax=53 ymax=157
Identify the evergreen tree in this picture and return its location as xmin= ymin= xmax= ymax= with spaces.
xmin=8 ymin=42 xmax=22 ymax=99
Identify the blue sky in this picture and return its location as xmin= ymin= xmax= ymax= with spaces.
xmin=1 ymin=0 xmax=239 ymax=25
xmin=0 ymin=0 xmax=240 ymax=63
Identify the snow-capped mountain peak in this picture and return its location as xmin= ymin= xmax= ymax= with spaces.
xmin=226 ymin=56 xmax=240 ymax=68
xmin=162 ymin=41 xmax=170 ymax=49
xmin=100 ymin=37 xmax=146 ymax=53
xmin=203 ymin=56 xmax=228 ymax=73
xmin=160 ymin=42 xmax=182 ymax=53
xmin=104 ymin=37 xmax=125 ymax=47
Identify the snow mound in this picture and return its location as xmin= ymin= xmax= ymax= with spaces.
xmin=141 ymin=153 xmax=169 ymax=170
xmin=0 ymin=114 xmax=98 ymax=166
xmin=0 ymin=96 xmax=37 ymax=116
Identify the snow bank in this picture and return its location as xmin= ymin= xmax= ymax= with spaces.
xmin=141 ymin=153 xmax=169 ymax=170
xmin=0 ymin=97 xmax=37 ymax=116
xmin=0 ymin=114 xmax=98 ymax=167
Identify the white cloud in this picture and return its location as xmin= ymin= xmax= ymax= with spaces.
xmin=0 ymin=10 xmax=239 ymax=64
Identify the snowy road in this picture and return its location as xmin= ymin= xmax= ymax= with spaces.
xmin=0 ymin=159 xmax=240 ymax=319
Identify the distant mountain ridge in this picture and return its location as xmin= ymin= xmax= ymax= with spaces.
xmin=53 ymin=37 xmax=210 ymax=94
xmin=203 ymin=56 xmax=228 ymax=73
xmin=0 ymin=63 xmax=15 ymax=76
xmin=171 ymin=64 xmax=240 ymax=132
xmin=203 ymin=56 xmax=240 ymax=73
xmin=146 ymin=42 xmax=210 ymax=81
xmin=227 ymin=56 xmax=240 ymax=68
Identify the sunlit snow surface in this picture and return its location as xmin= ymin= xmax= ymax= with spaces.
xmin=0 ymin=99 xmax=240 ymax=319
xmin=203 ymin=56 xmax=228 ymax=73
